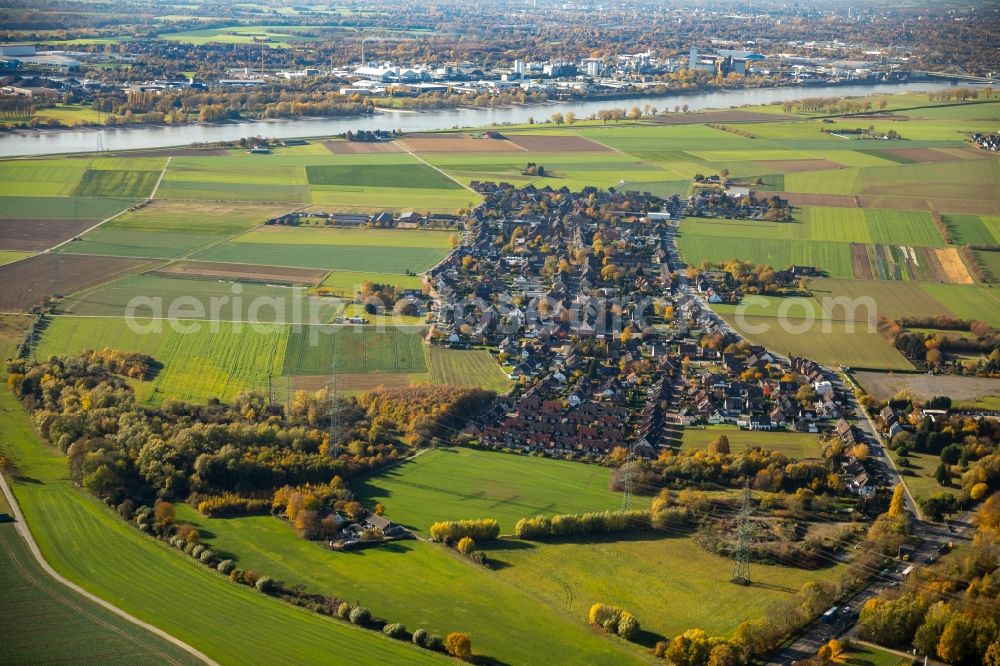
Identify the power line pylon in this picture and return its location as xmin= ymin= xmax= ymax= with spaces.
xmin=621 ymin=452 xmax=637 ymax=511
xmin=327 ymin=359 xmax=343 ymax=456
xmin=731 ymin=482 xmax=754 ymax=586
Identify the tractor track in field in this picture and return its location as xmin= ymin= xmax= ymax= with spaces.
xmin=0 ymin=471 xmax=218 ymax=666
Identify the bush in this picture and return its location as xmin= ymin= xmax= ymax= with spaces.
xmin=445 ymin=632 xmax=472 ymax=658
xmin=191 ymin=544 xmax=206 ymax=559
xmin=217 ymin=559 xmax=235 ymax=574
xmin=383 ymin=623 xmax=407 ymax=639
xmin=255 ymin=576 xmax=275 ymax=594
xmin=457 ymin=536 xmax=476 ymax=555
xmin=412 ymin=628 xmax=428 ymax=647
xmin=425 ymin=634 xmax=444 ymax=651
xmin=617 ymin=611 xmax=640 ymax=640
xmin=199 ymin=549 xmax=215 ymax=564
xmin=337 ymin=602 xmax=352 ymax=619
xmin=588 ymin=603 xmax=641 ymax=641
xmin=349 ymin=606 xmax=371 ymax=626
xmin=428 ymin=519 xmax=499 ymax=545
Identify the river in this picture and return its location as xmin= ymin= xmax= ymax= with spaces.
xmin=0 ymin=81 xmax=967 ymax=158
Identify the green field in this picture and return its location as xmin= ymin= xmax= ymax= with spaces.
xmin=488 ymin=532 xmax=844 ymax=640
xmin=0 ymin=335 xmax=439 ymax=665
xmin=72 ymin=169 xmax=160 ymax=198
xmin=60 ymin=200 xmax=285 ymax=259
xmin=712 ymin=279 xmax=956 ymax=322
xmin=282 ymin=325 xmax=427 ymax=375
xmin=0 ymin=520 xmax=201 ymax=665
xmin=718 ymin=313 xmax=913 ymax=370
xmin=920 ymin=284 xmax=1000 ymax=327
xmin=354 ymin=447 xmax=629 ymax=531
xmin=428 ymin=347 xmax=512 ymax=393
xmin=36 ymin=316 xmax=288 ymax=404
xmin=57 ymin=274 xmax=340 ymax=323
xmin=944 ymin=214 xmax=997 ymax=245
xmin=173 ymin=504 xmax=639 ymax=665
xmin=678 ymin=232 xmax=855 ymax=277
xmin=0 ymin=251 xmax=31 ymax=265
xmin=197 ymin=238 xmax=448 ymax=273
xmin=320 ymin=270 xmax=424 ymax=295
xmin=306 ymin=163 xmax=462 ymax=190
xmin=0 ymin=196 xmax=138 ymax=220
xmin=680 ymin=427 xmax=824 ymax=459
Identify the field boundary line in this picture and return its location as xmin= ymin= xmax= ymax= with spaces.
xmin=150 ymin=156 xmax=171 ymax=199
xmin=396 ymin=142 xmax=478 ymax=194
xmin=44 ymin=206 xmax=133 ymax=254
xmin=0 ymin=471 xmax=219 ymax=666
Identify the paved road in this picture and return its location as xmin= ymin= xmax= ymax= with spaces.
xmin=664 ymin=220 xmax=967 ymax=665
xmin=0 ymin=472 xmax=217 ymax=666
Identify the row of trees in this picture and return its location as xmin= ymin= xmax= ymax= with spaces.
xmin=428 ymin=519 xmax=500 ymax=545
xmin=514 ymin=509 xmax=652 ymax=539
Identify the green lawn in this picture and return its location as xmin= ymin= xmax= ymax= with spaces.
xmin=680 ymin=426 xmax=824 ymax=459
xmin=36 ymin=316 xmax=289 ymax=405
xmin=282 ymin=325 xmax=427 ymax=375
xmin=353 ymin=447 xmax=630 ymax=532
xmin=0 ymin=337 xmax=440 ymax=665
xmin=838 ymin=643 xmax=910 ymax=666
xmin=428 ymin=347 xmax=512 ymax=393
xmin=197 ymin=240 xmax=448 ymax=273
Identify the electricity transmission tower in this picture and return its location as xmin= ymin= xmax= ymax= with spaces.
xmin=731 ymin=482 xmax=754 ymax=586
xmin=327 ymin=360 xmax=343 ymax=456
xmin=620 ymin=452 xmax=637 ymax=511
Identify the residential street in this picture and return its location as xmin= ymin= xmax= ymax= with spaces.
xmin=664 ymin=219 xmax=974 ymax=666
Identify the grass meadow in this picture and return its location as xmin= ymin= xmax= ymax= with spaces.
xmin=353 ymin=447 xmax=629 ymax=532
xmin=36 ymin=316 xmax=289 ymax=404
xmin=428 ymin=347 xmax=512 ymax=393
xmin=0 ymin=521 xmax=200 ymax=665
xmin=718 ymin=313 xmax=913 ymax=370
xmin=197 ymin=236 xmax=450 ymax=272
xmin=0 ymin=335 xmax=439 ymax=665
xmin=282 ymin=325 xmax=427 ymax=375
xmin=59 ymin=200 xmax=286 ymax=259
xmin=488 ymin=532 xmax=844 ymax=641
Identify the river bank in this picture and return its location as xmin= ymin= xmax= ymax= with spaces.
xmin=0 ymin=80 xmax=977 ymax=158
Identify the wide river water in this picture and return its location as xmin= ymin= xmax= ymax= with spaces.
xmin=0 ymin=81 xmax=968 ymax=158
